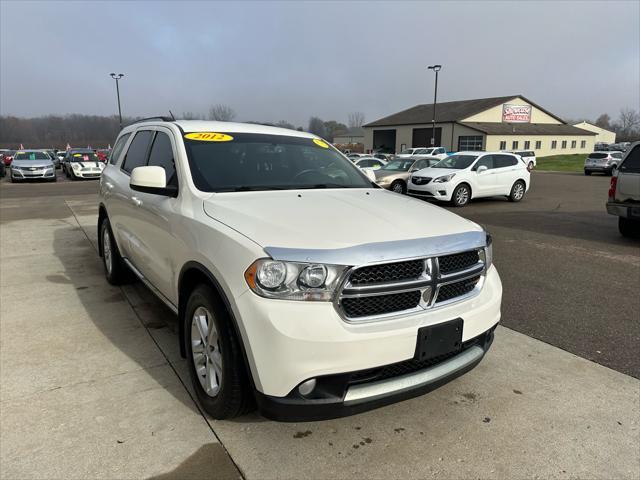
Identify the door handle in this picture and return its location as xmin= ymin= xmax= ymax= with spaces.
xmin=131 ymin=196 xmax=142 ymax=207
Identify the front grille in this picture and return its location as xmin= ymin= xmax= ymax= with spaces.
xmin=349 ymin=259 xmax=424 ymax=286
xmin=411 ymin=176 xmax=432 ymax=185
xmin=341 ymin=290 xmax=421 ymax=318
xmin=438 ymin=250 xmax=480 ymax=275
xmin=436 ymin=275 xmax=481 ymax=303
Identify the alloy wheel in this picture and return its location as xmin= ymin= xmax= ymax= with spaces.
xmin=513 ymin=182 xmax=525 ymax=200
xmin=102 ymin=227 xmax=113 ymax=275
xmin=392 ymin=182 xmax=404 ymax=193
xmin=191 ymin=306 xmax=223 ymax=397
xmin=456 ymin=186 xmax=469 ymax=205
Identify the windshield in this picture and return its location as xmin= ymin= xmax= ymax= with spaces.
xmin=14 ymin=151 xmax=49 ymax=160
xmin=434 ymin=155 xmax=478 ymax=170
xmin=184 ymin=132 xmax=372 ymax=192
xmin=69 ymin=152 xmax=99 ymax=162
xmin=381 ymin=159 xmax=414 ymax=171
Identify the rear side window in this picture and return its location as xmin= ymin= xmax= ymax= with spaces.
xmin=495 ymin=154 xmax=518 ymax=168
xmin=122 ymin=130 xmax=153 ymax=173
xmin=612 ymin=152 xmax=623 ymax=159
xmin=588 ymin=153 xmax=607 ymax=159
xmin=147 ymin=132 xmax=178 ymax=187
xmin=109 ymin=133 xmax=131 ymax=165
xmin=620 ymin=146 xmax=640 ymax=173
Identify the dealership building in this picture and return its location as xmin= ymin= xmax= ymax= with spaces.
xmin=363 ymin=95 xmax=596 ymax=157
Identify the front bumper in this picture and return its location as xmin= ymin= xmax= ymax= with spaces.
xmin=256 ymin=326 xmax=495 ymax=421
xmin=72 ymin=169 xmax=103 ymax=178
xmin=607 ymin=202 xmax=640 ymax=219
xmin=235 ymin=265 xmax=502 ymax=418
xmin=11 ymin=168 xmax=55 ymax=180
xmin=407 ymin=181 xmax=452 ymax=201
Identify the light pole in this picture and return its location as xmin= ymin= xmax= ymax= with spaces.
xmin=427 ymin=65 xmax=442 ymax=146
xmin=110 ymin=73 xmax=124 ymax=129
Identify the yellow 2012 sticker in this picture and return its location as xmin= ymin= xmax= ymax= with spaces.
xmin=313 ymin=138 xmax=329 ymax=148
xmin=184 ymin=132 xmax=233 ymax=142
xmin=73 ymin=153 xmax=82 ymax=157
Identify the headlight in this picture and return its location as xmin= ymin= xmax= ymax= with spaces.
xmin=245 ymin=259 xmax=347 ymax=301
xmin=377 ymin=176 xmax=391 ymax=184
xmin=434 ymin=173 xmax=456 ymax=183
xmin=72 ymin=163 xmax=81 ymax=170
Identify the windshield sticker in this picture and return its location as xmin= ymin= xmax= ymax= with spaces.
xmin=73 ymin=154 xmax=82 ymax=157
xmin=313 ymin=139 xmax=329 ymax=149
xmin=184 ymin=132 xmax=233 ymax=142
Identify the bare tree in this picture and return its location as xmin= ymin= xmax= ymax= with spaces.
xmin=208 ymin=104 xmax=236 ymax=122
xmin=594 ymin=113 xmax=611 ymax=130
xmin=348 ymin=111 xmax=365 ymax=129
xmin=618 ymin=108 xmax=640 ymax=135
xmin=308 ymin=116 xmax=327 ymax=138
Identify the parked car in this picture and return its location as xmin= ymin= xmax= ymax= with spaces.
xmin=374 ymin=157 xmax=441 ymax=194
xmin=96 ymin=149 xmax=111 ymax=162
xmin=409 ymin=151 xmax=530 ymax=207
xmin=584 ymin=151 xmax=624 ymax=176
xmin=606 ymin=142 xmax=640 ymax=237
xmin=509 ymin=150 xmax=536 ymax=170
xmin=346 ymin=153 xmax=368 ymax=161
xmin=97 ymin=119 xmax=502 ymax=421
xmin=57 ymin=150 xmax=67 ymax=162
xmin=352 ymin=157 xmax=387 ymax=172
xmin=39 ymin=149 xmax=61 ymax=169
xmin=9 ymin=150 xmax=56 ymax=182
xmin=396 ymin=147 xmax=448 ymax=160
xmin=63 ymin=149 xmax=105 ymax=180
xmin=1 ymin=149 xmax=15 ymax=166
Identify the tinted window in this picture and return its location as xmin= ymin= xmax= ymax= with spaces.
xmin=109 ymin=133 xmax=131 ymax=165
xmin=413 ymin=159 xmax=430 ymax=170
xmin=184 ymin=133 xmax=371 ymax=192
xmin=495 ymin=154 xmax=518 ymax=168
xmin=435 ymin=155 xmax=478 ymax=170
xmin=122 ymin=130 xmax=153 ymax=173
xmin=612 ymin=152 xmax=623 ymax=159
xmin=14 ymin=151 xmax=49 ymax=160
xmin=147 ymin=132 xmax=178 ymax=187
xmin=588 ymin=153 xmax=607 ymax=159
xmin=474 ymin=155 xmax=494 ymax=170
xmin=620 ymin=145 xmax=640 ymax=173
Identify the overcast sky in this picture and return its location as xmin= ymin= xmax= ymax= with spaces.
xmin=1 ymin=1 xmax=638 ymax=126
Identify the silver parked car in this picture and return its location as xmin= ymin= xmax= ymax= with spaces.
xmin=10 ymin=150 xmax=56 ymax=183
xmin=606 ymin=141 xmax=640 ymax=237
xmin=584 ymin=151 xmax=624 ymax=176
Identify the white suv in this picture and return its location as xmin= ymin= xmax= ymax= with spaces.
xmin=98 ymin=119 xmax=502 ymax=421
xmin=408 ymin=152 xmax=530 ymax=207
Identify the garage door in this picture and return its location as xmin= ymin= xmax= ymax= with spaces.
xmin=373 ymin=130 xmax=397 ymax=153
xmin=413 ymin=128 xmax=441 ymax=147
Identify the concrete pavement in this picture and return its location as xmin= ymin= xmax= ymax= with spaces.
xmin=0 ymin=177 xmax=639 ymax=479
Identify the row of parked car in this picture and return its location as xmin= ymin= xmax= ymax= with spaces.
xmin=345 ymin=148 xmax=533 ymax=207
xmin=0 ymin=148 xmax=109 ymax=182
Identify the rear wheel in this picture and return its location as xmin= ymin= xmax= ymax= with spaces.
xmin=451 ymin=184 xmax=470 ymax=207
xmin=619 ymin=217 xmax=640 ymax=238
xmin=390 ymin=180 xmax=406 ymax=194
xmin=509 ymin=180 xmax=526 ymax=202
xmin=185 ymin=285 xmax=254 ymax=419
xmin=584 ymin=170 xmax=592 ymax=176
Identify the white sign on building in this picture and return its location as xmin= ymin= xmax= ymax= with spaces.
xmin=502 ymin=104 xmax=532 ymax=123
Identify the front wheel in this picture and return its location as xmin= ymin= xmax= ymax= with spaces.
xmin=390 ymin=180 xmax=406 ymax=194
xmin=100 ymin=217 xmax=132 ymax=285
xmin=185 ymin=285 xmax=254 ymax=419
xmin=509 ymin=180 xmax=526 ymax=202
xmin=451 ymin=184 xmax=470 ymax=207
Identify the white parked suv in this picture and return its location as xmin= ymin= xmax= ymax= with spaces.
xmin=97 ymin=119 xmax=502 ymax=420
xmin=408 ymin=152 xmax=530 ymax=207
xmin=397 ymin=147 xmax=448 ymax=160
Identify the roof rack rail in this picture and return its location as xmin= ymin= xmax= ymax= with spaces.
xmin=126 ymin=116 xmax=174 ymax=126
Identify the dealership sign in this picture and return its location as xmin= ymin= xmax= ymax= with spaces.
xmin=502 ymin=104 xmax=532 ymax=123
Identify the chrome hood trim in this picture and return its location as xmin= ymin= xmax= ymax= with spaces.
xmin=264 ymin=231 xmax=486 ymax=266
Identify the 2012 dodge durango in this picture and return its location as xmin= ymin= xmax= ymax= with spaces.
xmin=97 ymin=119 xmax=502 ymax=421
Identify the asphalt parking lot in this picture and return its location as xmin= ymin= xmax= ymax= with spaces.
xmin=1 ymin=171 xmax=639 ymax=479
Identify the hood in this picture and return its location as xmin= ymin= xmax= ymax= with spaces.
xmin=72 ymin=161 xmax=102 ymax=169
xmin=411 ymin=167 xmax=463 ymax=179
xmin=12 ymin=159 xmax=53 ymax=168
xmin=203 ymin=188 xmax=481 ymax=250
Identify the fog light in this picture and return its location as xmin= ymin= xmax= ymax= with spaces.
xmin=298 ymin=378 xmax=317 ymax=396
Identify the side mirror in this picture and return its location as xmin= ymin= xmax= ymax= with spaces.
xmin=130 ymin=166 xmax=177 ymax=197
xmin=409 ymin=168 xmax=418 ymax=172
xmin=477 ymin=165 xmax=488 ymax=174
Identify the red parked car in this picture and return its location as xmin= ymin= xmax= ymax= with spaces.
xmin=1 ymin=150 xmax=16 ymax=166
xmin=95 ymin=149 xmax=111 ymax=162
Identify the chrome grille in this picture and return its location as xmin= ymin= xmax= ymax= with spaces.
xmin=336 ymin=248 xmax=486 ymax=322
xmin=438 ymin=250 xmax=480 ymax=275
xmin=349 ymin=259 xmax=424 ymax=285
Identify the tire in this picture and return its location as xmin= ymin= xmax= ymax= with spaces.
xmin=99 ymin=217 xmax=133 ymax=285
xmin=584 ymin=170 xmax=592 ymax=176
xmin=508 ymin=180 xmax=526 ymax=202
xmin=185 ymin=284 xmax=254 ymax=419
xmin=451 ymin=183 xmax=471 ymax=207
xmin=390 ymin=180 xmax=406 ymax=194
xmin=619 ymin=217 xmax=640 ymax=238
